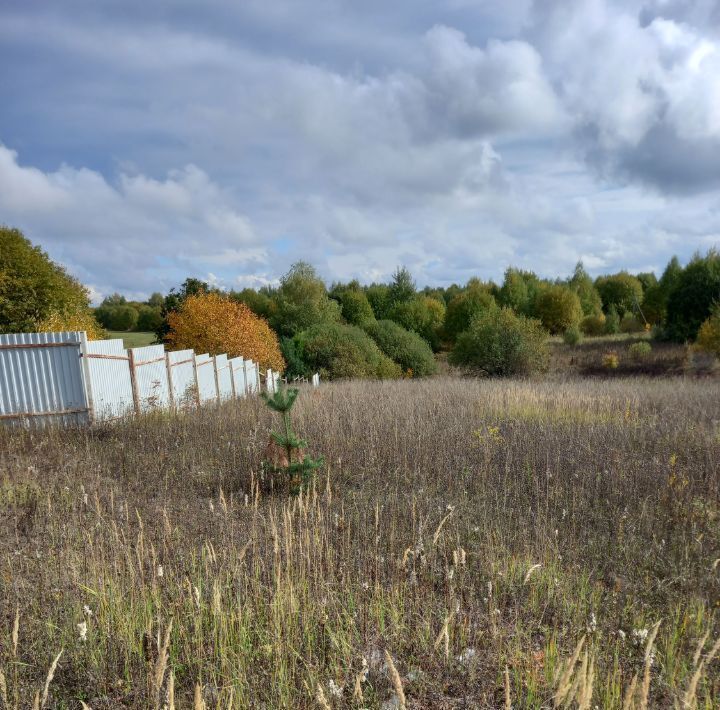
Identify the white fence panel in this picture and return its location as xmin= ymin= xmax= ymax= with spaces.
xmin=167 ymin=349 xmax=197 ymax=408
xmin=195 ymin=353 xmax=218 ymax=403
xmin=0 ymin=331 xmax=90 ymax=426
xmin=85 ymin=338 xmax=134 ymax=420
xmin=130 ymin=345 xmax=171 ymax=411
xmin=244 ymin=360 xmax=259 ymax=394
xmin=214 ymin=354 xmax=234 ymax=400
xmin=1 ymin=330 xmax=308 ymax=427
xmin=229 ymin=357 xmax=246 ymax=397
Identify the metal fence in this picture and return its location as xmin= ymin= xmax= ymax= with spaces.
xmin=0 ymin=331 xmax=319 ymax=427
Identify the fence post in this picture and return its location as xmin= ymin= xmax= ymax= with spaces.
xmin=229 ymin=359 xmax=237 ymax=399
xmin=213 ymin=355 xmax=221 ymax=402
xmin=127 ymin=349 xmax=140 ymax=414
xmin=165 ymin=353 xmax=175 ymax=410
xmin=190 ymin=353 xmax=200 ymax=407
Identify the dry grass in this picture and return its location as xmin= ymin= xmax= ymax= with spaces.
xmin=1 ymin=377 xmax=719 ymax=707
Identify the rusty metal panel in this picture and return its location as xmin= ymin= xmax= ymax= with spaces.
xmin=195 ymin=353 xmax=218 ymax=403
xmin=84 ymin=338 xmax=134 ymax=420
xmin=129 ymin=344 xmax=171 ymax=411
xmin=0 ymin=331 xmax=89 ymax=427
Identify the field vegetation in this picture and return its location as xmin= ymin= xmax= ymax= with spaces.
xmin=2 ymin=377 xmax=719 ymax=708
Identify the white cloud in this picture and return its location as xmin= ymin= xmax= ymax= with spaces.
xmin=0 ymin=144 xmax=265 ymax=297
xmin=0 ymin=0 xmax=719 ymax=297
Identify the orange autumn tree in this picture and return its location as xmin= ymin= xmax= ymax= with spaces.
xmin=165 ymin=292 xmax=285 ymax=372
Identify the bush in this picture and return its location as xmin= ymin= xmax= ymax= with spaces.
xmin=620 ymin=315 xmax=645 ymax=333
xmin=580 ymin=314 xmax=606 ymax=336
xmin=696 ymin=307 xmax=720 ymax=356
xmin=294 ymin=323 xmax=401 ymax=380
xmin=628 ymin=341 xmax=652 ymax=361
xmin=280 ymin=337 xmax=307 ymax=379
xmin=166 ymin=292 xmax=285 ymax=371
xmin=595 ymin=272 xmax=644 ymax=316
xmin=136 ymin=305 xmax=163 ymax=332
xmin=449 ymin=307 xmax=549 ymax=376
xmin=363 ymin=320 xmax=437 ymax=377
xmin=339 ymin=288 xmax=375 ymax=326
xmin=534 ymin=285 xmax=582 ymax=334
xmin=99 ymin=305 xmax=138 ymax=331
xmin=270 ymin=262 xmax=341 ymax=338
xmin=602 ymin=351 xmax=619 ymax=369
xmin=563 ymin=325 xmax=583 ymax=346
xmin=604 ymin=306 xmax=621 ymax=334
xmin=443 ymin=279 xmax=496 ymax=342
xmin=390 ymin=296 xmax=445 ymax=350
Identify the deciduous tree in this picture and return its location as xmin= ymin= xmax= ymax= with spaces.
xmin=166 ymin=292 xmax=284 ymax=371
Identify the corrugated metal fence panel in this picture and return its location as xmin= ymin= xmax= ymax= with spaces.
xmin=214 ymin=354 xmax=234 ymax=400
xmin=245 ymin=361 xmax=259 ymax=393
xmin=195 ymin=353 xmax=218 ymax=403
xmin=167 ymin=349 xmax=196 ymax=407
xmin=229 ymin=357 xmax=246 ymax=397
xmin=130 ymin=345 xmax=171 ymax=411
xmin=85 ymin=339 xmax=134 ymax=420
xmin=0 ymin=331 xmax=89 ymax=427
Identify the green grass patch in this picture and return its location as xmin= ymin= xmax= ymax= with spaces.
xmin=106 ymin=330 xmax=157 ymax=348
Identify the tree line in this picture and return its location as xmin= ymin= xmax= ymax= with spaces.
xmin=2 ymin=224 xmax=720 ymax=377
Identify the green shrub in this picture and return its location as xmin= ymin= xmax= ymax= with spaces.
xmin=97 ymin=305 xmax=139 ymax=331
xmin=363 ymin=320 xmax=437 ymax=377
xmin=270 ymin=262 xmax=341 ymax=338
xmin=294 ymin=323 xmax=401 ymax=380
xmin=339 ymin=288 xmax=375 ymax=326
xmin=389 ymin=296 xmax=445 ymax=350
xmin=604 ymin=306 xmax=621 ymax=334
xmin=443 ymin=280 xmax=496 ymax=342
xmin=580 ymin=314 xmax=606 ymax=336
xmin=449 ymin=307 xmax=549 ymax=376
xmin=620 ymin=315 xmax=645 ymax=333
xmin=595 ymin=272 xmax=644 ymax=316
xmin=563 ymin=325 xmax=583 ymax=346
xmin=280 ymin=337 xmax=307 ymax=379
xmin=136 ymin=305 xmax=163 ymax=332
xmin=534 ymin=285 xmax=582 ymax=334
xmin=628 ymin=341 xmax=652 ymax=361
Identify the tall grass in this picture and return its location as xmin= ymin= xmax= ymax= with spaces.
xmin=1 ymin=377 xmax=719 ymax=707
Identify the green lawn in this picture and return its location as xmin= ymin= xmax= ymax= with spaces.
xmin=106 ymin=331 xmax=157 ymax=348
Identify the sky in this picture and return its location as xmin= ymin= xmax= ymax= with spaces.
xmin=1 ymin=0 xmax=719 ymax=302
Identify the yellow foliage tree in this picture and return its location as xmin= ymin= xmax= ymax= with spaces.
xmin=36 ymin=308 xmax=106 ymax=340
xmin=165 ymin=292 xmax=285 ymax=372
xmin=696 ymin=308 xmax=720 ymax=356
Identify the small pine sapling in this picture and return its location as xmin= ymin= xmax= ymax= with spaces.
xmin=261 ymin=386 xmax=324 ymax=494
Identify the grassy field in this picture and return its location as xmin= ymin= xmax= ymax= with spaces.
xmin=1 ymin=377 xmax=719 ymax=707
xmin=106 ymin=331 xmax=157 ymax=348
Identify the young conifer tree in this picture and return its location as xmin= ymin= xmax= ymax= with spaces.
xmin=261 ymin=386 xmax=324 ymax=494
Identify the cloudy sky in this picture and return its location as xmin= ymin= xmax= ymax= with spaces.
xmin=1 ymin=0 xmax=719 ymax=301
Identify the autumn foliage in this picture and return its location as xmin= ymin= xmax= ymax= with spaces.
xmin=165 ymin=292 xmax=285 ymax=371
